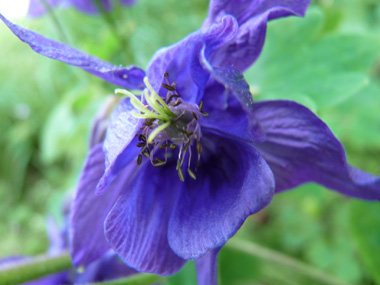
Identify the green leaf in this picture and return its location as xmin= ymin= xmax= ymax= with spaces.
xmin=219 ymin=245 xmax=261 ymax=285
xmin=247 ymin=6 xmax=380 ymax=110
xmin=320 ymin=81 xmax=380 ymax=149
xmin=40 ymin=85 xmax=103 ymax=163
xmin=349 ymin=201 xmax=380 ymax=284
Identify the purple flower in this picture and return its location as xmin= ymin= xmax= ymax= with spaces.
xmin=2 ymin=0 xmax=380 ymax=284
xmin=28 ymin=0 xmax=137 ymax=18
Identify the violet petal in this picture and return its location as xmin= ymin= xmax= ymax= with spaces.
xmin=96 ymin=99 xmax=142 ymax=194
xmin=199 ymin=56 xmax=265 ymax=143
xmin=147 ymin=32 xmax=202 ymax=103
xmin=70 ymin=143 xmax=137 ymax=267
xmin=168 ymin=131 xmax=274 ymax=259
xmin=253 ymin=100 xmax=380 ymax=200
xmin=0 ymin=13 xmax=145 ymax=90
xmin=104 ymin=162 xmax=186 ymax=275
xmin=203 ymin=0 xmax=310 ymax=71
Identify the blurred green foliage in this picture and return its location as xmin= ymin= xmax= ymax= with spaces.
xmin=0 ymin=0 xmax=379 ymax=284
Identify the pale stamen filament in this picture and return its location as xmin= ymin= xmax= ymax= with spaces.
xmin=143 ymin=89 xmax=168 ymax=119
xmin=148 ymin=121 xmax=171 ymax=144
xmin=143 ymin=77 xmax=176 ymax=117
xmin=115 ymin=88 xmax=168 ymax=121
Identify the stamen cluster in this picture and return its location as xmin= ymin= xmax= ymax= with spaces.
xmin=115 ymin=73 xmax=208 ymax=181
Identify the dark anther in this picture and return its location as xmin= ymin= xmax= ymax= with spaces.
xmin=142 ymin=148 xmax=150 ymax=157
xmin=173 ymin=99 xmax=182 ymax=106
xmin=182 ymin=140 xmax=191 ymax=152
xmin=162 ymin=83 xmax=176 ymax=91
xmin=201 ymin=111 xmax=209 ymax=117
xmin=192 ymin=112 xmax=198 ymax=120
xmin=199 ymin=101 xmax=204 ymax=112
xmin=137 ymin=154 xmax=142 ymax=166
xmin=187 ymin=168 xmax=196 ymax=180
xmin=186 ymin=131 xmax=194 ymax=136
xmin=197 ymin=142 xmax=202 ymax=155
xmin=167 ymin=94 xmax=180 ymax=104
xmin=177 ymin=167 xmax=185 ymax=182
xmin=172 ymin=113 xmax=184 ymax=124
xmin=136 ymin=142 xmax=146 ymax=147
xmin=144 ymin=121 xmax=153 ymax=126
xmin=159 ymin=144 xmax=171 ymax=148
xmin=144 ymin=146 xmax=151 ymax=154
xmin=170 ymin=144 xmax=177 ymax=149
xmin=138 ymin=134 xmax=146 ymax=142
xmin=153 ymin=159 xmax=166 ymax=167
xmin=164 ymin=72 xmax=169 ymax=77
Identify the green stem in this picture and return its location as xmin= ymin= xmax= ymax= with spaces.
xmin=0 ymin=251 xmax=72 ymax=285
xmin=227 ymin=238 xmax=350 ymax=285
xmin=41 ymin=0 xmax=70 ymax=43
xmin=90 ymin=273 xmax=164 ymax=285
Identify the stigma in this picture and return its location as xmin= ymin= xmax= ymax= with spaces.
xmin=115 ymin=73 xmax=208 ymax=182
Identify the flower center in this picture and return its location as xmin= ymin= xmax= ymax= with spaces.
xmin=115 ymin=73 xmax=208 ymax=181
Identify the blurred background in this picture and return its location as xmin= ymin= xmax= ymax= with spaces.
xmin=0 ymin=0 xmax=380 ymax=284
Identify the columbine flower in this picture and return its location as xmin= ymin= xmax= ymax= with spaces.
xmin=2 ymin=0 xmax=380 ymax=284
xmin=28 ymin=0 xmax=137 ymax=18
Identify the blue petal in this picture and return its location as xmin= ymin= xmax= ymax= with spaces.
xmin=204 ymin=0 xmax=310 ymax=27
xmin=70 ymin=143 xmax=137 ymax=267
xmin=147 ymin=15 xmax=238 ymax=105
xmin=196 ymin=16 xmax=265 ymax=143
xmin=253 ymin=100 xmax=380 ymax=200
xmin=202 ymin=15 xmax=238 ymax=60
xmin=147 ymin=32 xmax=203 ymax=103
xmin=196 ymin=248 xmax=221 ymax=285
xmin=104 ymin=162 xmax=186 ymax=275
xmin=192 ymin=15 xmax=239 ymax=101
xmin=0 ymin=14 xmax=145 ymax=90
xmin=168 ymin=132 xmax=274 ymax=259
xmin=96 ymin=99 xmax=142 ymax=194
xmin=200 ymin=97 xmax=264 ymax=143
xmin=89 ymin=96 xmax=122 ymax=148
xmin=199 ymin=60 xmax=265 ymax=143
xmin=203 ymin=0 xmax=310 ymax=71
